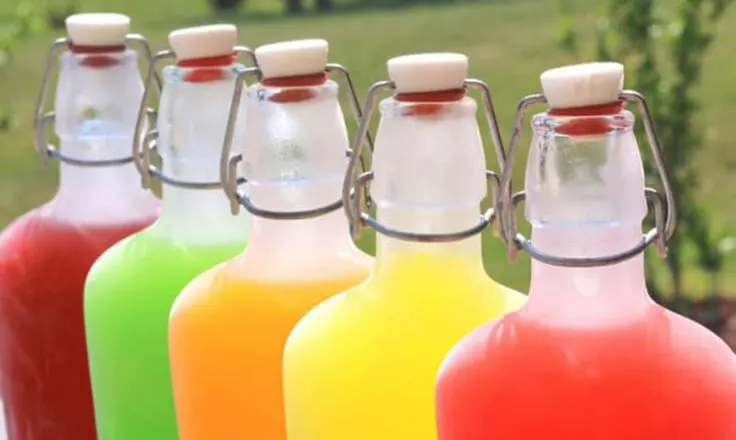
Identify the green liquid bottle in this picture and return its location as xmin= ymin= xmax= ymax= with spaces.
xmin=83 ymin=24 xmax=250 ymax=440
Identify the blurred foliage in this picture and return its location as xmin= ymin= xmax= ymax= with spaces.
xmin=558 ymin=0 xmax=733 ymax=321
xmin=46 ymin=3 xmax=78 ymax=30
xmin=0 ymin=1 xmax=45 ymax=132
xmin=283 ymin=0 xmax=333 ymax=15
xmin=208 ymin=0 xmax=247 ymax=12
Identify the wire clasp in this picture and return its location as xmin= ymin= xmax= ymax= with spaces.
xmin=220 ymin=63 xmax=374 ymax=219
xmin=343 ymin=79 xmax=506 ymax=242
xmin=498 ymin=91 xmax=676 ymax=267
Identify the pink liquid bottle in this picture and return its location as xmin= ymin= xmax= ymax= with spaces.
xmin=0 ymin=13 xmax=159 ymax=440
xmin=435 ymin=62 xmax=736 ymax=440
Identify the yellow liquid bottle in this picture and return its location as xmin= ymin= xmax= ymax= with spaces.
xmin=283 ymin=53 xmax=526 ymax=440
xmin=169 ymin=39 xmax=373 ymax=440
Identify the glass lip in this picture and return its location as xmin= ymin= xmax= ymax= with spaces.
xmin=161 ymin=62 xmax=244 ymax=84
xmin=253 ymin=77 xmax=339 ymax=89
xmin=245 ymin=78 xmax=339 ymax=103
xmin=378 ymin=95 xmax=477 ymax=118
xmin=531 ymin=108 xmax=635 ymax=134
xmin=60 ymin=47 xmax=137 ymax=65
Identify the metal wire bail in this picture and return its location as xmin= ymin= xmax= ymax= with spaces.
xmin=220 ymin=63 xmax=375 ymax=219
xmin=133 ymin=46 xmax=257 ymax=190
xmin=343 ymin=78 xmax=507 ymax=243
xmin=498 ymin=90 xmax=677 ymax=267
xmin=33 ymin=35 xmax=161 ymax=168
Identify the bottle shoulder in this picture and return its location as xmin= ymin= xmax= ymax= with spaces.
xmin=663 ymin=307 xmax=736 ymax=369
xmin=284 ymin=273 xmax=516 ymax=365
xmin=226 ymin=244 xmax=372 ymax=282
xmin=86 ymin=229 xmax=242 ymax=297
xmin=0 ymin=207 xmax=152 ymax=261
xmin=436 ymin=306 xmax=736 ymax=438
xmin=170 ymin=254 xmax=369 ymax=321
xmin=84 ymin=230 xmax=147 ymax=286
xmin=0 ymin=208 xmax=45 ymax=249
xmin=438 ymin=305 xmax=736 ymax=389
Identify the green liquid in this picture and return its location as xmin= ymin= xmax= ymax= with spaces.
xmin=84 ymin=225 xmax=246 ymax=440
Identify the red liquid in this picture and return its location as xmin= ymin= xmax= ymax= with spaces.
xmin=436 ymin=305 xmax=736 ymax=440
xmin=0 ymin=209 xmax=153 ymax=440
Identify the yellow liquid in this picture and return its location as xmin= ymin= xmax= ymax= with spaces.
xmin=284 ymin=251 xmax=526 ymax=440
xmin=169 ymin=252 xmax=371 ymax=440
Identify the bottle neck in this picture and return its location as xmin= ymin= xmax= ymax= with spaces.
xmin=151 ymin=63 xmax=250 ymax=244
xmin=371 ymin=96 xmax=487 ymax=275
xmin=522 ymin=109 xmax=652 ymax=325
xmin=525 ymin=223 xmax=650 ymax=325
xmin=247 ymin=210 xmax=354 ymax=259
xmin=51 ymin=49 xmax=158 ymax=224
xmin=374 ymin=206 xmax=483 ymax=272
xmin=238 ymin=80 xmax=355 ymax=257
xmin=154 ymin=158 xmax=249 ymax=245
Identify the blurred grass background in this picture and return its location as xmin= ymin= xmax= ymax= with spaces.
xmin=0 ymin=0 xmax=735 ymax=298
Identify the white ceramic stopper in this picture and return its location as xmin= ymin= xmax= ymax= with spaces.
xmin=255 ymin=39 xmax=328 ymax=79
xmin=540 ymin=62 xmax=624 ymax=109
xmin=387 ymin=53 xmax=468 ymax=94
xmin=65 ymin=13 xmax=130 ymax=47
xmin=169 ymin=24 xmax=237 ymax=62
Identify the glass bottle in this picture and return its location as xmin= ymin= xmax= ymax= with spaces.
xmin=0 ymin=13 xmax=159 ymax=440
xmin=83 ymin=24 xmax=252 ymax=440
xmin=283 ymin=53 xmax=526 ymax=440
xmin=435 ymin=62 xmax=736 ymax=440
xmin=169 ymin=38 xmax=372 ymax=440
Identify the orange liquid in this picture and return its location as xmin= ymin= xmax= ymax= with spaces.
xmin=169 ymin=256 xmax=370 ymax=440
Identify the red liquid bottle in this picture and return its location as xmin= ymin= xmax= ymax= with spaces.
xmin=0 ymin=14 xmax=159 ymax=440
xmin=436 ymin=62 xmax=736 ymax=440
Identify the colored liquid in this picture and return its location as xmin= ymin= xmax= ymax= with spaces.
xmin=169 ymin=254 xmax=371 ymax=440
xmin=0 ymin=210 xmax=152 ymax=440
xmin=283 ymin=252 xmax=526 ymax=440
xmin=84 ymin=227 xmax=246 ymax=440
xmin=0 ymin=398 xmax=6 ymax=440
xmin=436 ymin=306 xmax=736 ymax=440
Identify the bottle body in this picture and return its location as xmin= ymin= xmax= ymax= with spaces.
xmin=284 ymin=255 xmax=518 ymax=440
xmin=84 ymin=63 xmax=248 ymax=439
xmin=84 ymin=230 xmax=244 ymax=439
xmin=0 ymin=213 xmax=153 ymax=440
xmin=435 ymin=110 xmax=736 ymax=440
xmin=283 ymin=96 xmax=525 ymax=440
xmin=437 ymin=302 xmax=736 ymax=440
xmin=170 ymin=252 xmax=368 ymax=439
xmin=168 ymin=79 xmax=372 ymax=440
xmin=0 ymin=48 xmax=158 ymax=440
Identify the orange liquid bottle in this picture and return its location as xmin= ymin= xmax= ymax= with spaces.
xmin=169 ymin=39 xmax=372 ymax=440
xmin=436 ymin=62 xmax=736 ymax=440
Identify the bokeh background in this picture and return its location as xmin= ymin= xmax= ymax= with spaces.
xmin=1 ymin=0 xmax=736 ymax=347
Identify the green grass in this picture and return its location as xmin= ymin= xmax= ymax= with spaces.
xmin=1 ymin=0 xmax=735 ymax=296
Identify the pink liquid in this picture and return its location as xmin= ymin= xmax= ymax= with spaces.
xmin=0 ymin=209 xmax=153 ymax=440
xmin=436 ymin=305 xmax=736 ymax=440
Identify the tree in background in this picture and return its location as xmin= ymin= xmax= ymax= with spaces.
xmin=208 ymin=0 xmax=247 ymax=13
xmin=0 ymin=1 xmax=44 ymax=132
xmin=284 ymin=0 xmax=333 ymax=15
xmin=557 ymin=0 xmax=732 ymax=325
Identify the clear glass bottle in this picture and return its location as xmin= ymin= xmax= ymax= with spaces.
xmin=283 ymin=53 xmax=525 ymax=440
xmin=436 ymin=62 xmax=736 ymax=440
xmin=83 ymin=24 xmax=250 ymax=440
xmin=0 ymin=13 xmax=158 ymax=440
xmin=169 ymin=39 xmax=372 ymax=440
